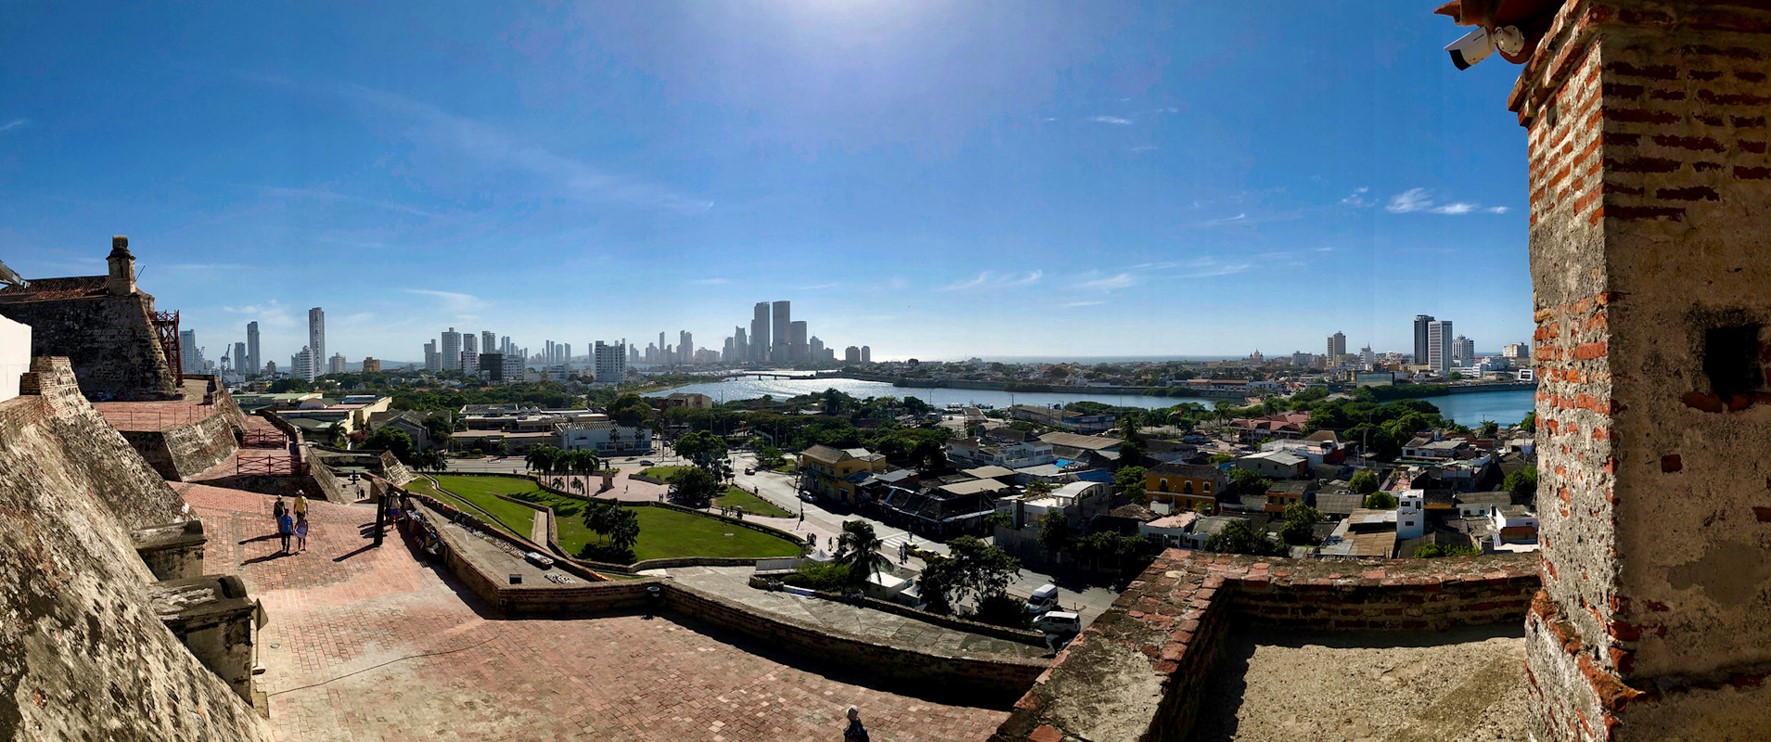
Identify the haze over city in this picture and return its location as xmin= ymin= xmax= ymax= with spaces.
xmin=3 ymin=2 xmax=1532 ymax=362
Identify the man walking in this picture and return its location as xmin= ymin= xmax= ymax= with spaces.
xmin=277 ymin=509 xmax=294 ymax=554
xmin=293 ymin=490 xmax=308 ymax=520
xmin=843 ymin=705 xmax=870 ymax=741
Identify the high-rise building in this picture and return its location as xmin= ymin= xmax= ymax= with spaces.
xmin=292 ymin=346 xmax=316 ymax=382
xmin=1413 ymin=315 xmax=1435 ymax=365
xmin=441 ymin=328 xmax=462 ymax=371
xmin=460 ymin=351 xmax=479 ymax=374
xmin=679 ymin=331 xmax=693 ymax=364
xmin=1501 ymin=342 xmax=1530 ymax=359
xmin=502 ymin=353 xmax=525 ymax=383
xmin=627 ymin=344 xmax=640 ymax=365
xmin=809 ymin=336 xmax=825 ymax=364
xmin=844 ymin=346 xmax=861 ymax=363
xmin=328 ymin=353 xmax=347 ymax=375
xmin=751 ymin=302 xmax=771 ymax=364
xmin=1327 ymin=331 xmax=1346 ymax=361
xmin=771 ymin=300 xmax=791 ymax=362
xmin=246 ymin=321 xmax=261 ymax=377
xmin=1360 ymin=345 xmax=1375 ymax=368
xmin=481 ymin=331 xmax=496 ymax=356
xmin=463 ymin=333 xmax=478 ymax=355
xmin=733 ymin=327 xmax=747 ymax=365
xmin=308 ymin=308 xmax=326 ymax=374
xmin=478 ymin=353 xmax=501 ymax=381
xmin=178 ymin=329 xmax=201 ymax=375
xmin=594 ymin=340 xmax=627 ymax=383
xmin=233 ymin=342 xmax=247 ymax=375
xmin=861 ymin=346 xmax=871 ymax=363
xmin=789 ymin=320 xmax=808 ymax=363
xmin=362 ymin=357 xmax=381 ymax=373
xmin=1427 ymin=320 xmax=1454 ymax=375
xmin=423 ymin=340 xmax=441 ymax=372
xmin=1454 ymin=336 xmax=1476 ymax=365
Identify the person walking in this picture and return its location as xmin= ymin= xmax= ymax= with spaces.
xmin=277 ymin=510 xmax=294 ymax=554
xmin=843 ymin=706 xmax=870 ymax=742
xmin=294 ymin=513 xmax=309 ymax=553
xmin=293 ymin=491 xmax=308 ymax=520
xmin=272 ymin=496 xmax=287 ymax=532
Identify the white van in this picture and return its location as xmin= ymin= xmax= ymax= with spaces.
xmin=1025 ymin=584 xmax=1060 ymax=615
xmin=1033 ymin=611 xmax=1081 ymax=635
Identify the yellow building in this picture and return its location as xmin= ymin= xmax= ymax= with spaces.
xmin=798 ymin=444 xmax=887 ymax=505
xmin=1145 ymin=463 xmax=1228 ymax=515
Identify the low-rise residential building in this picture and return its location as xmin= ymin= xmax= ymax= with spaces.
xmin=1009 ymin=405 xmax=1115 ymax=434
xmin=556 ymin=421 xmax=654 ymax=455
xmin=1138 ymin=512 xmax=1200 ymax=549
xmin=1402 ymin=436 xmax=1468 ymax=460
xmin=367 ymin=410 xmax=433 ymax=450
xmin=946 ymin=436 xmax=1056 ymax=469
xmin=1486 ymin=505 xmax=1540 ymax=553
xmin=1234 ymin=450 xmax=1310 ymax=480
xmin=1263 ymin=479 xmax=1317 ymax=514
xmin=1036 ymin=431 xmax=1125 ymax=463
xmin=1144 ymin=463 xmax=1228 ymax=515
xmin=798 ymin=445 xmax=888 ymax=505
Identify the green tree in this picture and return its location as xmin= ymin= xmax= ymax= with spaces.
xmin=1478 ymin=419 xmax=1499 ymax=439
xmin=1520 ymin=410 xmax=1537 ymax=434
xmin=363 ymin=427 xmax=415 ymax=464
xmin=666 ymin=466 xmax=721 ymax=509
xmin=1229 ymin=468 xmax=1273 ymax=495
xmin=268 ymin=378 xmax=311 ymax=393
xmin=422 ymin=414 xmax=453 ymax=449
xmin=1348 ymin=469 xmax=1380 ymax=495
xmin=1036 ymin=512 xmax=1073 ymax=556
xmin=835 ymin=520 xmax=891 ymax=586
xmin=1113 ymin=465 xmax=1148 ymax=503
xmin=1504 ymin=466 xmax=1538 ymax=503
xmin=1277 ymin=503 xmax=1325 ymax=546
xmin=1363 ymin=492 xmax=1398 ymax=509
xmin=1204 ymin=519 xmax=1284 ymax=556
xmin=918 ymin=536 xmax=1020 ymax=615
xmin=580 ymin=500 xmax=640 ymax=562
xmin=675 ymin=430 xmax=727 ymax=467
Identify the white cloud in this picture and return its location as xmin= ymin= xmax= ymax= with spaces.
xmin=1063 ymin=300 xmax=1105 ymax=308
xmin=1089 ymin=116 xmax=1133 ymax=125
xmin=938 ymin=270 xmax=1042 ymax=292
xmin=1199 ymin=213 xmax=1247 ymax=227
xmin=1386 ymin=188 xmax=1433 ymax=213
xmin=1130 ymin=145 xmax=1158 ymax=154
xmin=0 ymin=119 xmax=24 ymax=134
xmin=1075 ymin=272 xmax=1137 ymax=290
xmin=1339 ymin=187 xmax=1374 ymax=208
xmin=688 ymin=278 xmax=730 ymax=285
xmin=797 ymin=282 xmax=840 ymax=290
xmin=222 ymin=300 xmax=296 ymax=328
xmin=1385 ymin=188 xmax=1505 ymax=216
xmin=403 ymin=289 xmax=485 ymax=313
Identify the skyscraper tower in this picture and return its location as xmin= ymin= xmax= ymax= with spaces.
xmin=734 ymin=326 xmax=748 ymax=364
xmin=481 ymin=331 xmax=496 ymax=356
xmin=861 ymin=346 xmax=871 ymax=363
xmin=246 ymin=321 xmax=261 ymax=376
xmin=771 ymin=300 xmax=791 ymax=363
xmin=233 ymin=342 xmax=247 ymax=375
xmin=463 ymin=333 xmax=478 ymax=356
xmin=1413 ymin=315 xmax=1435 ymax=365
xmin=789 ymin=320 xmax=807 ymax=362
xmin=1427 ymin=319 xmax=1454 ymax=375
xmin=441 ymin=328 xmax=462 ymax=371
xmin=751 ymin=302 xmax=771 ymax=364
xmin=1326 ymin=331 xmax=1346 ymax=361
xmin=308 ymin=307 xmax=326 ymax=370
xmin=679 ymin=331 xmax=694 ymax=365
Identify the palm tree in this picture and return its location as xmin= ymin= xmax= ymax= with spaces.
xmin=835 ymin=520 xmax=891 ymax=586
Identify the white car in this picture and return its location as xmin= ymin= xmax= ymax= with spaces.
xmin=1033 ymin=611 xmax=1081 ymax=635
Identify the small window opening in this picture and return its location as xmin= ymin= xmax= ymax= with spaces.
xmin=1703 ymin=324 xmax=1764 ymax=397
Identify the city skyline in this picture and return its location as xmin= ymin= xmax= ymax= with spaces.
xmin=3 ymin=3 xmax=1534 ymax=361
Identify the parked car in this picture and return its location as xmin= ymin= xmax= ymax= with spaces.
xmin=745 ymin=467 xmax=756 ymax=475
xmin=639 ymin=460 xmax=655 ymax=466
xmin=1033 ymin=611 xmax=1081 ymax=635
xmin=1024 ymin=583 xmax=1060 ymax=615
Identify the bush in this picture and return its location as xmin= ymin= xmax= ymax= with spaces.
xmin=783 ymin=561 xmax=853 ymax=592
xmin=972 ymin=593 xmax=1029 ymax=629
xmin=577 ymin=542 xmax=635 ymax=564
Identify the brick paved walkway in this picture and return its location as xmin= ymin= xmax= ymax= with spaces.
xmin=183 ymin=484 xmax=1011 ymax=741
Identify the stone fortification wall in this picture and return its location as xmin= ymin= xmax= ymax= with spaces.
xmin=0 ymin=358 xmax=269 ymax=741
xmin=0 ymin=293 xmax=178 ymax=401
xmin=992 ymin=549 xmax=1538 ymax=742
xmin=123 ymin=413 xmax=240 ymax=481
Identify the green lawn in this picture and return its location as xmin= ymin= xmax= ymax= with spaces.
xmin=436 ymin=475 xmax=802 ymax=562
xmin=640 ymin=465 xmax=693 ymax=481
xmin=428 ymin=475 xmax=542 ymax=538
xmin=714 ymin=486 xmax=794 ymax=518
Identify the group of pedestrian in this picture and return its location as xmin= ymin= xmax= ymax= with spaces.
xmin=271 ymin=491 xmax=311 ymax=555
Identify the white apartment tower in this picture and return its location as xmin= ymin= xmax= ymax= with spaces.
xmin=1427 ymin=320 xmax=1454 ymax=375
xmin=308 ymin=307 xmax=326 ymax=371
xmin=246 ymin=321 xmax=261 ymax=377
xmin=441 ymin=327 xmax=462 ymax=371
xmin=594 ymin=340 xmax=627 ymax=383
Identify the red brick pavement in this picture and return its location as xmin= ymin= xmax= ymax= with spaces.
xmin=182 ymin=484 xmax=1009 ymax=741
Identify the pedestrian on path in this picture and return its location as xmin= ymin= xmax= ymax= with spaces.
xmin=293 ymin=491 xmax=308 ymax=519
xmin=272 ymin=496 xmax=286 ymax=526
xmin=294 ymin=513 xmax=309 ymax=552
xmin=843 ymin=706 xmax=870 ymax=742
xmin=277 ymin=511 xmax=294 ymax=554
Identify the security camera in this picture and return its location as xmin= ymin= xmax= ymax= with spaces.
xmin=1446 ymin=26 xmax=1525 ymax=70
xmin=1445 ymin=28 xmax=1494 ymax=70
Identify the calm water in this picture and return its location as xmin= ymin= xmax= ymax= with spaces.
xmin=1410 ymin=389 xmax=1535 ymax=427
xmin=648 ymin=376 xmax=1537 ymax=426
xmin=646 ymin=376 xmax=1208 ymax=410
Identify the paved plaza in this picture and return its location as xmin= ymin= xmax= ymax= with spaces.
xmin=181 ymin=484 xmax=1013 ymax=741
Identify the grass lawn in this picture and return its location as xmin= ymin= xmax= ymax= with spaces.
xmin=714 ymin=486 xmax=794 ymax=518
xmin=428 ymin=475 xmax=542 ymax=538
xmin=639 ymin=465 xmax=693 ymax=481
xmin=430 ymin=474 xmax=802 ymax=562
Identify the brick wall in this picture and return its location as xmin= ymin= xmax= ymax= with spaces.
xmin=123 ymin=413 xmax=239 ymax=481
xmin=0 ymin=294 xmax=178 ymax=401
xmin=993 ymin=549 xmax=1538 ymax=742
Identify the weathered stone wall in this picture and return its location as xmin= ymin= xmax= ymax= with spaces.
xmin=123 ymin=413 xmax=239 ymax=481
xmin=1511 ymin=2 xmax=1771 ymax=739
xmin=992 ymin=549 xmax=1539 ymax=742
xmin=0 ymin=358 xmax=270 ymax=741
xmin=0 ymin=294 xmax=178 ymax=401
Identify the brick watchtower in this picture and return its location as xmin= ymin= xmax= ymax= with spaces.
xmin=1489 ymin=1 xmax=1771 ymax=738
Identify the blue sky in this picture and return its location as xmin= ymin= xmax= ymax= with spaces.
xmin=1 ymin=1 xmax=1530 ymax=364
